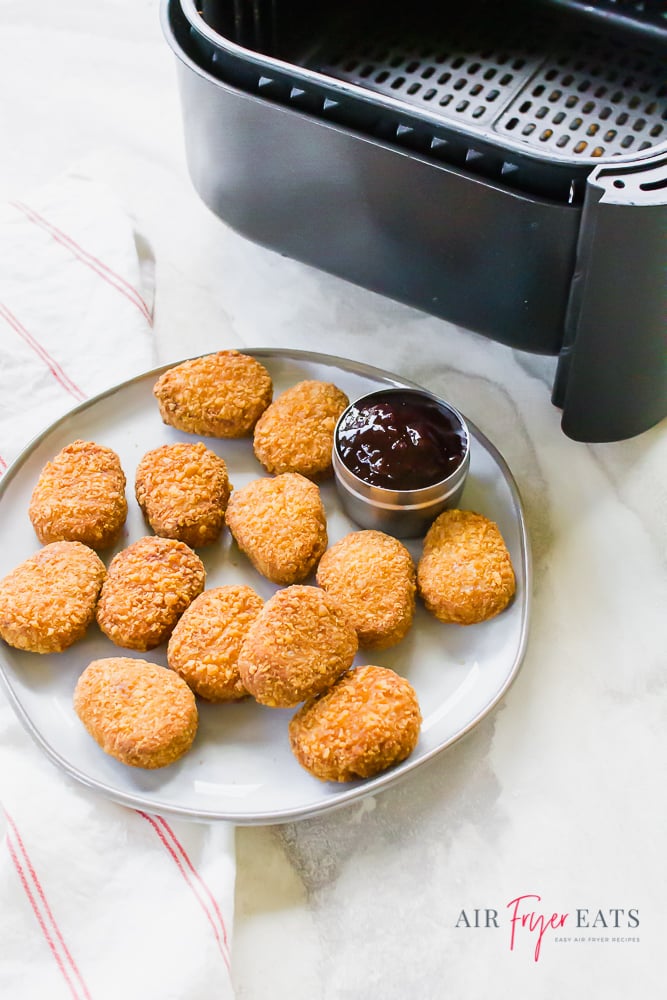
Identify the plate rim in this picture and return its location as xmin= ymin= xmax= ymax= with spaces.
xmin=0 ymin=348 xmax=531 ymax=824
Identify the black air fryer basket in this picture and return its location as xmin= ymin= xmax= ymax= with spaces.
xmin=162 ymin=0 xmax=667 ymax=441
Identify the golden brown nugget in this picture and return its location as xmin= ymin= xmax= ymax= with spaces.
xmin=135 ymin=441 xmax=231 ymax=548
xmin=237 ymin=585 xmax=358 ymax=707
xmin=29 ymin=440 xmax=127 ymax=550
xmin=316 ymin=530 xmax=416 ymax=649
xmin=74 ymin=657 xmax=198 ymax=768
xmin=167 ymin=585 xmax=263 ymax=701
xmin=417 ymin=509 xmax=516 ymax=625
xmin=225 ymin=473 xmax=327 ymax=584
xmin=253 ymin=380 xmax=349 ymax=478
xmin=289 ymin=665 xmax=421 ymax=782
xmin=153 ymin=350 xmax=272 ymax=438
xmin=96 ymin=536 xmax=206 ymax=650
xmin=0 ymin=541 xmax=106 ymax=654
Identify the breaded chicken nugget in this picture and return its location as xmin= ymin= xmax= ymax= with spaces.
xmin=153 ymin=350 xmax=272 ymax=438
xmin=225 ymin=473 xmax=327 ymax=584
xmin=74 ymin=657 xmax=197 ymax=768
xmin=135 ymin=441 xmax=231 ymax=548
xmin=417 ymin=509 xmax=516 ymax=625
xmin=96 ymin=536 xmax=205 ymax=650
xmin=289 ymin=665 xmax=421 ymax=782
xmin=316 ymin=530 xmax=416 ymax=649
xmin=167 ymin=585 xmax=263 ymax=701
xmin=253 ymin=380 xmax=349 ymax=478
xmin=0 ymin=541 xmax=106 ymax=654
xmin=237 ymin=585 xmax=358 ymax=707
xmin=29 ymin=440 xmax=127 ymax=550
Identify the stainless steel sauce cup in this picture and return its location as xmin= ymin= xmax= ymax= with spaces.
xmin=332 ymin=388 xmax=470 ymax=538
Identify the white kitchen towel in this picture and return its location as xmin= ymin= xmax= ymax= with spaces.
xmin=0 ymin=174 xmax=236 ymax=1000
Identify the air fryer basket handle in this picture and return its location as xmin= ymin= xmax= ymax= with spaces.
xmin=553 ymin=153 xmax=667 ymax=442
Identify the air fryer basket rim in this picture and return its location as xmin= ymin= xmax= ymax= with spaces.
xmin=181 ymin=0 xmax=667 ymax=179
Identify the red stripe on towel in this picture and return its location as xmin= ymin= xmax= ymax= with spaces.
xmin=156 ymin=815 xmax=231 ymax=951
xmin=11 ymin=200 xmax=153 ymax=327
xmin=5 ymin=836 xmax=79 ymax=998
xmin=0 ymin=455 xmax=7 ymax=474
xmin=0 ymin=301 xmax=85 ymax=402
xmin=136 ymin=811 xmax=231 ymax=972
xmin=4 ymin=810 xmax=92 ymax=1000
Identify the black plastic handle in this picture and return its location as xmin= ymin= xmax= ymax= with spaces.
xmin=552 ymin=153 xmax=667 ymax=442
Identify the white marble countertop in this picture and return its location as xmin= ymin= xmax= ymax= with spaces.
xmin=1 ymin=2 xmax=664 ymax=997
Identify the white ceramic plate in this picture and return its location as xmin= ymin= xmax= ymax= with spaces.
xmin=0 ymin=350 xmax=530 ymax=824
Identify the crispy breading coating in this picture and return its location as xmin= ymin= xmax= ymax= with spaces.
xmin=28 ymin=439 xmax=127 ymax=550
xmin=96 ymin=536 xmax=206 ymax=650
xmin=417 ymin=509 xmax=516 ymax=625
xmin=74 ymin=657 xmax=198 ymax=768
xmin=0 ymin=541 xmax=106 ymax=654
xmin=167 ymin=585 xmax=263 ymax=701
xmin=316 ymin=530 xmax=416 ymax=649
xmin=135 ymin=441 xmax=231 ymax=548
xmin=289 ymin=664 xmax=421 ymax=782
xmin=253 ymin=380 xmax=349 ymax=478
xmin=153 ymin=350 xmax=273 ymax=438
xmin=225 ymin=473 xmax=327 ymax=584
xmin=237 ymin=585 xmax=358 ymax=707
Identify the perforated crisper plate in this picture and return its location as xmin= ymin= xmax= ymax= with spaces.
xmin=0 ymin=351 xmax=530 ymax=825
xmin=312 ymin=9 xmax=667 ymax=162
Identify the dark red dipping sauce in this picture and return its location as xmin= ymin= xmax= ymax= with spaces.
xmin=336 ymin=390 xmax=467 ymax=490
